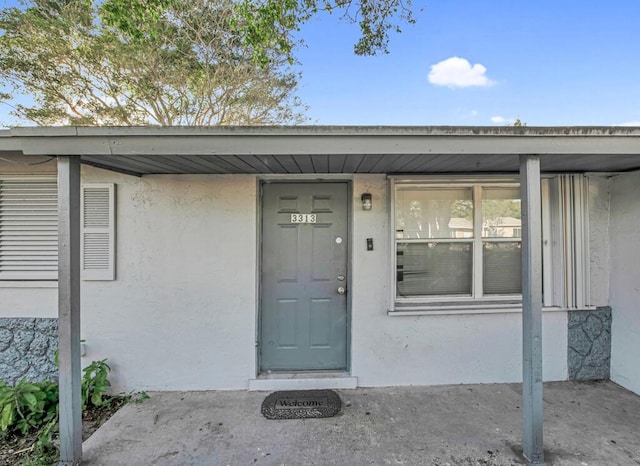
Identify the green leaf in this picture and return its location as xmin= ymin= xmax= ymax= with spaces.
xmin=1 ymin=402 xmax=14 ymax=431
xmin=16 ymin=418 xmax=30 ymax=435
xmin=23 ymin=392 xmax=38 ymax=407
xmin=92 ymin=392 xmax=104 ymax=407
xmin=21 ymin=384 xmax=41 ymax=393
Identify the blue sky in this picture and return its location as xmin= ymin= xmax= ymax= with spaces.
xmin=2 ymin=1 xmax=640 ymax=127
xmin=294 ymin=1 xmax=640 ymax=126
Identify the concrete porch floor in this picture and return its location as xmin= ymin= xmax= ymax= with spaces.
xmin=82 ymin=381 xmax=640 ymax=466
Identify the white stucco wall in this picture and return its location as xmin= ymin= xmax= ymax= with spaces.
xmin=78 ymin=168 xmax=258 ymax=391
xmin=609 ymin=171 xmax=640 ymax=395
xmin=1 ymin=164 xmax=259 ymax=391
xmin=0 ymin=284 xmax=57 ymax=318
xmin=350 ymin=175 xmax=568 ymax=387
xmin=1 ymin=166 xmax=572 ymax=390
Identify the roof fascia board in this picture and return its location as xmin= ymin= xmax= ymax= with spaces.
xmin=10 ymin=125 xmax=640 ymax=137
xmin=0 ymin=132 xmax=23 ymax=153
xmin=5 ymin=126 xmax=640 ymax=158
xmin=12 ymin=134 xmax=640 ymax=157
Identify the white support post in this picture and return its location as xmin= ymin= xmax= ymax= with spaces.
xmin=520 ymin=155 xmax=547 ymax=466
xmin=57 ymin=156 xmax=82 ymax=466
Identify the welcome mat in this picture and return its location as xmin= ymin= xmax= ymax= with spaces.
xmin=261 ymin=389 xmax=342 ymax=420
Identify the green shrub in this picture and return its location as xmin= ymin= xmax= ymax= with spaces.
xmin=0 ymin=379 xmax=59 ymax=464
xmin=0 ymin=357 xmax=125 ymax=465
xmin=81 ymin=359 xmax=111 ymax=409
xmin=0 ymin=379 xmax=58 ymax=435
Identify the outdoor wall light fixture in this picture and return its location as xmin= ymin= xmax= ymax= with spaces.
xmin=361 ymin=193 xmax=372 ymax=211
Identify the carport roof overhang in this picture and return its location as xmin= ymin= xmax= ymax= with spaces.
xmin=1 ymin=125 xmax=640 ymax=176
xmin=8 ymin=125 xmax=637 ymax=465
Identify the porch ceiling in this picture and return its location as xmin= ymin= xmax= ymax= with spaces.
xmin=2 ymin=126 xmax=640 ymax=176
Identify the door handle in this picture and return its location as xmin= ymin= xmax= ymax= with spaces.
xmin=337 ymin=286 xmax=346 ymax=295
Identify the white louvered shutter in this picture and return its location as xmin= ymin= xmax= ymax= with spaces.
xmin=0 ymin=177 xmax=58 ymax=280
xmin=81 ymin=183 xmax=115 ymax=280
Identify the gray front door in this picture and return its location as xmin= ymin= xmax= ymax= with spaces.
xmin=260 ymin=182 xmax=349 ymax=371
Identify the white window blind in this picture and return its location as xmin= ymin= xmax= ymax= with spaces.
xmin=0 ymin=177 xmax=58 ymax=280
xmin=393 ymin=180 xmax=522 ymax=301
xmin=542 ymin=175 xmax=590 ymax=308
xmin=81 ymin=183 xmax=115 ymax=280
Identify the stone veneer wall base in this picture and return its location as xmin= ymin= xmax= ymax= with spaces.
xmin=568 ymin=307 xmax=612 ymax=381
xmin=0 ymin=310 xmax=614 ymax=386
xmin=0 ymin=318 xmax=58 ymax=385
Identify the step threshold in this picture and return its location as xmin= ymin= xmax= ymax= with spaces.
xmin=249 ymin=372 xmax=358 ymax=391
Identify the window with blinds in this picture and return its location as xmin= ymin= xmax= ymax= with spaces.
xmin=392 ymin=176 xmax=590 ymax=311
xmin=0 ymin=178 xmax=116 ymax=281
xmin=394 ymin=182 xmax=521 ymax=300
xmin=0 ymin=177 xmax=58 ymax=280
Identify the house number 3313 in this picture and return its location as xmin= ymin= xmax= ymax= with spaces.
xmin=290 ymin=214 xmax=317 ymax=223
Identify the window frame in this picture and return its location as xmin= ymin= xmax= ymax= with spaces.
xmin=392 ymin=176 xmax=522 ymax=306
xmin=389 ymin=174 xmax=592 ymax=314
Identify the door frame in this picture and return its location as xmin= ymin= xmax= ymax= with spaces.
xmin=256 ymin=176 xmax=353 ymax=375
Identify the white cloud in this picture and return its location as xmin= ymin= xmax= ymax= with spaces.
xmin=620 ymin=121 xmax=640 ymax=126
xmin=428 ymin=57 xmax=495 ymax=88
xmin=491 ymin=116 xmax=505 ymax=123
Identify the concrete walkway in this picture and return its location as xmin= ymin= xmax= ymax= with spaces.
xmin=82 ymin=381 xmax=640 ymax=466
